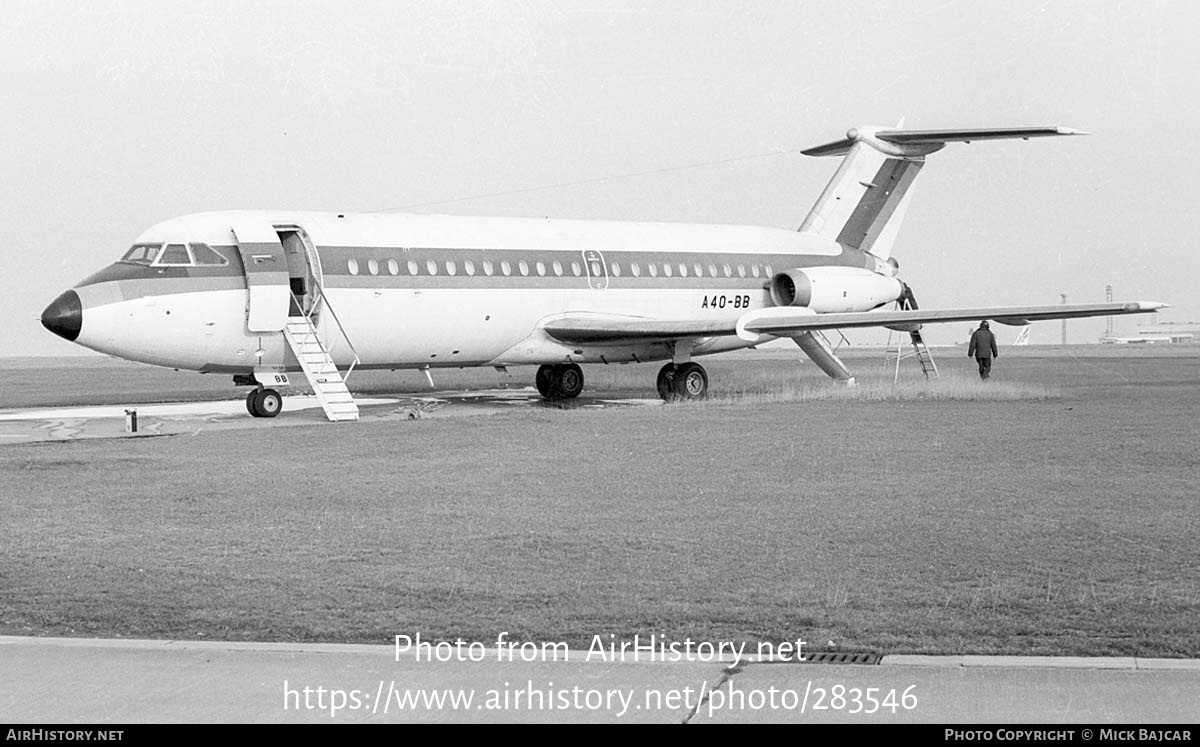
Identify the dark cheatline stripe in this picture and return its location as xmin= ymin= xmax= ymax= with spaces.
xmin=835 ymin=158 xmax=922 ymax=252
xmin=112 ymin=277 xmax=248 ymax=300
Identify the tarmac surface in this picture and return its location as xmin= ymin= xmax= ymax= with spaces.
xmin=0 ymin=389 xmax=662 ymax=444
xmin=2 ymin=636 xmax=1197 ymax=724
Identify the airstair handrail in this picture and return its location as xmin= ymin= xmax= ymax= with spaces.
xmin=292 ymin=286 xmax=361 ymax=383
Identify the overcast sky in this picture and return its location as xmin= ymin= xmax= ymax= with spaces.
xmin=4 ymin=0 xmax=1196 ymax=357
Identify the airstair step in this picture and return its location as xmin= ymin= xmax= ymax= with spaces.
xmin=284 ymin=308 xmax=360 ymax=422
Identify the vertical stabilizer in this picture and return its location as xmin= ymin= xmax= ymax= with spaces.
xmin=798 ymin=126 xmax=1086 ymax=260
xmin=798 ymin=140 xmax=923 ymax=260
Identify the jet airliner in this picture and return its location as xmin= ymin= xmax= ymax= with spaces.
xmin=40 ymin=125 xmax=1165 ymax=420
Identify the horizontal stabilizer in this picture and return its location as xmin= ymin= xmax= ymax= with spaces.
xmin=801 ymin=126 xmax=1087 ymax=158
xmin=876 ymin=126 xmax=1088 ymax=144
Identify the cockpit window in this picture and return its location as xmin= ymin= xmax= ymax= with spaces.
xmin=189 ymin=243 xmax=228 ymax=265
xmin=121 ymin=241 xmax=229 ymax=267
xmin=121 ymin=243 xmax=162 ymax=264
xmin=157 ymin=244 xmax=191 ymax=265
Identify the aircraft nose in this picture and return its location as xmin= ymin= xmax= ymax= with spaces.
xmin=41 ymin=289 xmax=82 ymax=342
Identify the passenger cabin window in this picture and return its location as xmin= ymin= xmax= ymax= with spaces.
xmin=121 ymin=243 xmax=162 ymax=264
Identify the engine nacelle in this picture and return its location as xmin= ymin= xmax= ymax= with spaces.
xmin=769 ymin=266 xmax=903 ymax=313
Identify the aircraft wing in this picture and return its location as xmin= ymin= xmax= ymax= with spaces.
xmin=541 ymin=302 xmax=1166 ymax=345
xmin=735 ymin=302 xmax=1167 ymax=341
xmin=543 ymin=316 xmax=736 ymax=344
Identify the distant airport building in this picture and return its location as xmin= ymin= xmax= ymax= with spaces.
xmin=1100 ymin=322 xmax=1198 ymax=344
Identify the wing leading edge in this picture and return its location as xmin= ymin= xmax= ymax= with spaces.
xmin=540 ymin=302 xmax=1166 ymax=346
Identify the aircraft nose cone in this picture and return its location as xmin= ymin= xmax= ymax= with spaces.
xmin=41 ymin=290 xmax=82 ymax=342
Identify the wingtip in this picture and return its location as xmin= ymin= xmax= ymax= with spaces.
xmin=1056 ymin=126 xmax=1090 ymax=136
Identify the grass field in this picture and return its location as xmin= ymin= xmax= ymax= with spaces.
xmin=2 ymin=348 xmax=1198 ymax=656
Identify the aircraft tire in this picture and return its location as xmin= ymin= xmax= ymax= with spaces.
xmin=257 ymin=389 xmax=283 ymax=418
xmin=656 ymin=363 xmax=677 ymax=400
xmin=671 ymin=362 xmax=708 ymax=400
xmin=246 ymin=389 xmax=260 ymax=416
xmin=535 ymin=365 xmax=556 ymax=398
xmin=554 ymin=363 xmax=584 ymax=399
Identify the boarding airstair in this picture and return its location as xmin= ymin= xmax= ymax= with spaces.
xmin=283 ymin=290 xmax=360 ymax=422
xmin=885 ymin=286 xmax=939 ymax=384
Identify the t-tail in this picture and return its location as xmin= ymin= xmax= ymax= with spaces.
xmin=798 ymin=126 xmax=1087 ymax=260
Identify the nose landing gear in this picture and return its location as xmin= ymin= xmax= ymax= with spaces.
xmin=246 ymin=387 xmax=283 ymax=418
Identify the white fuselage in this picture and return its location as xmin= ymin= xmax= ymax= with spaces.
xmin=50 ymin=210 xmax=897 ymax=375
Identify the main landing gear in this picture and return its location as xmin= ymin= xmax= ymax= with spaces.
xmin=535 ymin=363 xmax=584 ymax=400
xmin=656 ymin=362 xmax=709 ymax=401
xmin=246 ymin=388 xmax=282 ymax=418
xmin=533 ymin=361 xmax=709 ymax=402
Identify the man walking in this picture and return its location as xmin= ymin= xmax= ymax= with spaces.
xmin=968 ymin=320 xmax=998 ymax=380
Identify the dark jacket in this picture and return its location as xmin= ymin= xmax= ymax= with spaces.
xmin=968 ymin=327 xmax=998 ymax=359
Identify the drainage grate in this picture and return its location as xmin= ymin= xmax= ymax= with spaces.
xmin=779 ymin=652 xmax=881 ymax=665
